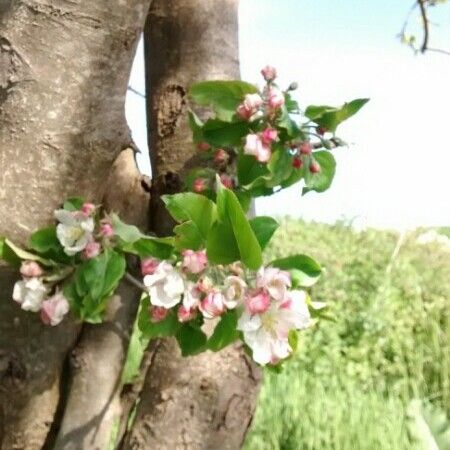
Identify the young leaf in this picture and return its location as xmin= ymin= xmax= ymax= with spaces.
xmin=29 ymin=227 xmax=69 ymax=263
xmin=0 ymin=236 xmax=21 ymax=267
xmin=303 ymin=151 xmax=336 ymax=195
xmin=206 ymin=221 xmax=241 ymax=265
xmin=111 ymin=214 xmax=144 ymax=244
xmin=187 ymin=110 xmax=204 ymax=143
xmin=189 ymin=80 xmax=258 ymax=122
xmin=249 ymin=216 xmax=279 ymax=250
xmin=202 ymin=119 xmax=251 ymax=147
xmin=176 ymin=323 xmax=207 ymax=356
xmin=270 ymin=254 xmax=322 ymax=287
xmin=63 ymin=197 xmax=84 ymax=211
xmin=128 ymin=237 xmax=174 ymax=260
xmin=4 ymin=239 xmax=54 ymax=266
xmin=207 ymin=310 xmax=239 ymax=351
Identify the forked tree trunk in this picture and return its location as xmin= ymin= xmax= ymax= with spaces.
xmin=0 ymin=2 xmax=151 ymax=449
xmin=122 ymin=1 xmax=261 ymax=449
xmin=0 ymin=1 xmax=261 ymax=449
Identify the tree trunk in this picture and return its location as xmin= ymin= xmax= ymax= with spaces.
xmin=0 ymin=2 xmax=151 ymax=449
xmin=122 ymin=1 xmax=261 ymax=449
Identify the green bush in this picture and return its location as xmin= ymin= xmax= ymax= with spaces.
xmin=244 ymin=220 xmax=450 ymax=450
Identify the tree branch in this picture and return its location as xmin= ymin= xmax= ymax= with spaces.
xmin=418 ymin=0 xmax=430 ymax=52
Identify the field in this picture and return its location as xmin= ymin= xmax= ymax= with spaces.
xmin=243 ymin=220 xmax=450 ymax=450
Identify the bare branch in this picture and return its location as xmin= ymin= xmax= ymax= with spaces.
xmin=418 ymin=0 xmax=430 ymax=52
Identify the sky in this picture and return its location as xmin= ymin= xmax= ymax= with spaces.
xmin=126 ymin=0 xmax=450 ymax=230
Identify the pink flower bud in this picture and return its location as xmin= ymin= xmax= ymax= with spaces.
xmin=236 ymin=103 xmax=253 ymax=120
xmin=292 ymin=157 xmax=303 ymax=169
xmin=317 ymin=126 xmax=328 ymax=136
xmin=246 ymin=289 xmax=271 ymax=314
xmin=214 ymin=148 xmax=229 ymax=164
xmin=197 ymin=141 xmax=211 ymax=151
xmin=20 ymin=261 xmax=44 ymax=278
xmin=100 ymin=222 xmax=114 ymax=238
xmin=261 ymin=127 xmax=278 ymax=145
xmin=268 ymin=87 xmax=285 ymax=110
xmin=219 ymin=174 xmax=234 ymax=189
xmin=81 ymin=202 xmax=96 ymax=216
xmin=150 ymin=306 xmax=168 ymax=323
xmin=309 ymin=161 xmax=321 ymax=174
xmin=182 ymin=249 xmax=207 ymax=274
xmin=199 ymin=291 xmax=226 ymax=319
xmin=193 ymin=178 xmax=207 ymax=193
xmin=261 ymin=65 xmax=277 ymax=82
xmin=141 ymin=258 xmax=160 ymax=276
xmin=197 ymin=276 xmax=214 ymax=294
xmin=83 ymin=241 xmax=101 ymax=259
xmin=40 ymin=292 xmax=69 ymax=326
xmin=299 ymin=142 xmax=312 ymax=155
xmin=177 ymin=305 xmax=197 ymax=323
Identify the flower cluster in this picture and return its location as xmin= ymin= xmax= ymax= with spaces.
xmin=141 ymin=251 xmax=312 ymax=366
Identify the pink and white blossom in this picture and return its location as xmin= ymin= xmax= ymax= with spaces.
xmin=55 ymin=209 xmax=95 ymax=256
xmin=100 ymin=222 xmax=114 ymax=238
xmin=193 ymin=178 xmax=207 ymax=193
xmin=237 ymin=290 xmax=311 ymax=365
xmin=40 ymin=292 xmax=69 ymax=326
xmin=83 ymin=241 xmax=101 ymax=259
xmin=214 ymin=149 xmax=229 ymax=164
xmin=223 ymin=275 xmax=247 ymax=309
xmin=144 ymin=261 xmax=184 ymax=308
xmin=261 ymin=127 xmax=278 ymax=145
xmin=13 ymin=277 xmax=48 ymax=312
xmin=20 ymin=261 xmax=44 ymax=278
xmin=178 ymin=305 xmax=197 ymax=323
xmin=141 ymin=258 xmax=160 ymax=276
xmin=267 ymin=87 xmax=285 ymax=110
xmin=183 ymin=281 xmax=201 ymax=310
xmin=244 ymin=134 xmax=271 ymax=163
xmin=219 ymin=174 xmax=234 ymax=189
xmin=236 ymin=93 xmax=263 ymax=120
xmin=150 ymin=306 xmax=168 ymax=323
xmin=81 ymin=202 xmax=96 ymax=216
xmin=182 ymin=249 xmax=207 ymax=274
xmin=261 ymin=65 xmax=277 ymax=82
xmin=246 ymin=289 xmax=271 ymax=314
xmin=199 ymin=291 xmax=226 ymax=319
xmin=256 ymin=266 xmax=291 ymax=301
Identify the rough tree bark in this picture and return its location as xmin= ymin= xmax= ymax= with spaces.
xmin=0 ymin=2 xmax=151 ymax=449
xmin=122 ymin=1 xmax=261 ymax=449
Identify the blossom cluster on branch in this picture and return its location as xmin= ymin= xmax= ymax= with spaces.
xmin=0 ymin=67 xmax=367 ymax=367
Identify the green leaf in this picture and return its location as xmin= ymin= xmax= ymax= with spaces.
xmin=0 ymin=236 xmax=21 ymax=267
xmin=266 ymin=145 xmax=294 ymax=187
xmin=127 ymin=237 xmax=174 ymax=260
xmin=207 ymin=310 xmax=239 ymax=351
xmin=237 ymin=154 xmax=270 ymax=189
xmin=303 ymin=151 xmax=336 ymax=195
xmin=176 ymin=323 xmax=207 ymax=356
xmin=138 ymin=297 xmax=181 ymax=338
xmin=189 ymin=80 xmax=258 ymax=121
xmin=214 ymin=181 xmax=262 ymax=270
xmin=202 ymin=119 xmax=251 ymax=147
xmin=4 ymin=239 xmax=54 ymax=266
xmin=111 ymin=214 xmax=144 ymax=244
xmin=249 ymin=216 xmax=279 ymax=250
xmin=162 ymin=193 xmax=216 ymax=238
xmin=277 ymin=105 xmax=301 ymax=139
xmin=187 ymin=110 xmax=204 ymax=143
xmin=29 ymin=227 xmax=69 ymax=264
xmin=173 ymin=221 xmax=204 ymax=251
xmin=63 ymin=197 xmax=84 ymax=211
xmin=206 ymin=221 xmax=240 ymax=265
xmin=270 ymin=254 xmax=322 ymax=287
xmin=305 ymin=98 xmax=369 ymax=132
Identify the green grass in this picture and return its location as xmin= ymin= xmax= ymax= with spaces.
xmin=244 ymin=220 xmax=450 ymax=450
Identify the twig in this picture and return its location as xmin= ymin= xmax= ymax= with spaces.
xmin=124 ymin=272 xmax=147 ymax=292
xmin=127 ymin=86 xmax=146 ymax=98
xmin=418 ymin=0 xmax=430 ymax=52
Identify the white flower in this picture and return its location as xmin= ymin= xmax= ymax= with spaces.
xmin=13 ymin=277 xmax=48 ymax=312
xmin=256 ymin=267 xmax=291 ymax=301
xmin=199 ymin=291 xmax=226 ymax=319
xmin=55 ymin=209 xmax=95 ymax=256
xmin=237 ymin=290 xmax=311 ymax=365
xmin=144 ymin=261 xmax=184 ymax=308
xmin=40 ymin=292 xmax=70 ymax=326
xmin=223 ymin=275 xmax=247 ymax=309
xmin=244 ymin=134 xmax=271 ymax=163
xmin=183 ymin=281 xmax=201 ymax=309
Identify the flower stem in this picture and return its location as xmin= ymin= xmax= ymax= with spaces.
xmin=124 ymin=272 xmax=148 ymax=292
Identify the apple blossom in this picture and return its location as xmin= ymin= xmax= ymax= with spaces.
xmin=309 ymin=161 xmax=321 ymax=174
xmin=236 ymin=93 xmax=263 ymax=120
xmin=144 ymin=261 xmax=184 ymax=308
xmin=219 ymin=174 xmax=234 ymax=189
xmin=256 ymin=267 xmax=291 ymax=301
xmin=20 ymin=261 xmax=44 ymax=278
xmin=214 ymin=148 xmax=229 ymax=164
xmin=193 ymin=178 xmax=207 ymax=193
xmin=268 ymin=87 xmax=285 ymax=110
xmin=246 ymin=289 xmax=271 ymax=314
xmin=13 ymin=277 xmax=48 ymax=312
xmin=182 ymin=249 xmax=207 ymax=274
xmin=141 ymin=257 xmax=160 ymax=276
xmin=83 ymin=241 xmax=101 ymax=259
xmin=199 ymin=291 xmax=226 ymax=319
xmin=223 ymin=275 xmax=247 ymax=309
xmin=100 ymin=222 xmax=114 ymax=238
xmin=261 ymin=65 xmax=277 ymax=82
xmin=178 ymin=305 xmax=197 ymax=323
xmin=292 ymin=157 xmax=303 ymax=169
xmin=81 ymin=202 xmax=96 ymax=216
xmin=244 ymin=133 xmax=271 ymax=163
xmin=261 ymin=127 xmax=278 ymax=145
xmin=237 ymin=291 xmax=311 ymax=365
xmin=40 ymin=292 xmax=69 ymax=326
xmin=150 ymin=305 xmax=168 ymax=323
xmin=299 ymin=142 xmax=312 ymax=155
xmin=197 ymin=276 xmax=214 ymax=294
xmin=183 ymin=281 xmax=201 ymax=310
xmin=55 ymin=209 xmax=95 ymax=256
